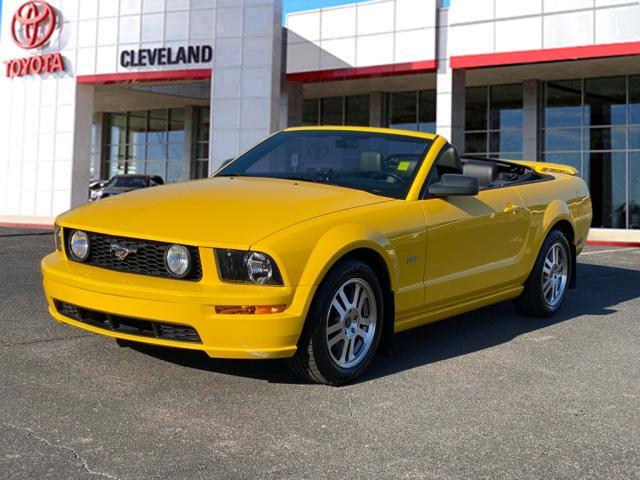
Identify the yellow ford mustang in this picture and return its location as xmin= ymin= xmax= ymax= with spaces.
xmin=42 ymin=127 xmax=592 ymax=385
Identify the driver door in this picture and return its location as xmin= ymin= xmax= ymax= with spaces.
xmin=418 ymin=148 xmax=531 ymax=309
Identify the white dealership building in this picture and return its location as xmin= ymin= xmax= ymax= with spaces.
xmin=1 ymin=0 xmax=640 ymax=240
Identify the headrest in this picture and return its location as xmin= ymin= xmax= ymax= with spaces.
xmin=360 ymin=151 xmax=382 ymax=172
xmin=463 ymin=160 xmax=497 ymax=187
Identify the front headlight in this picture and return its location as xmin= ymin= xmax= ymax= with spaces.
xmin=215 ymin=249 xmax=283 ymax=285
xmin=69 ymin=230 xmax=90 ymax=261
xmin=54 ymin=224 xmax=62 ymax=252
xmin=164 ymin=244 xmax=192 ymax=278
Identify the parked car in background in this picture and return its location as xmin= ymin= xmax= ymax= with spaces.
xmin=90 ymin=174 xmax=164 ymax=201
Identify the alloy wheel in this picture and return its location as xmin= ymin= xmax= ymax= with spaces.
xmin=542 ymin=242 xmax=569 ymax=307
xmin=325 ymin=278 xmax=377 ymax=369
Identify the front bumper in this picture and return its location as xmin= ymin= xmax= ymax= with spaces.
xmin=41 ymin=251 xmax=313 ymax=359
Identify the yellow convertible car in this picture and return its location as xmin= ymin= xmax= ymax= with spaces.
xmin=41 ymin=127 xmax=592 ymax=385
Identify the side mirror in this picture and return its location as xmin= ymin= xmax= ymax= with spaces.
xmin=428 ymin=174 xmax=479 ymax=197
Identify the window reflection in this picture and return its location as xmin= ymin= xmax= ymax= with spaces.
xmin=490 ymin=84 xmax=523 ymax=130
xmin=584 ymin=77 xmax=626 ymax=126
xmin=630 ymin=153 xmax=640 ymax=229
xmin=193 ymin=106 xmax=210 ymax=179
xmin=542 ymin=76 xmax=640 ymax=229
xmin=321 ymin=97 xmax=343 ymax=125
xmin=302 ymin=95 xmax=371 ymax=127
xmin=464 ymin=84 xmax=523 ymax=158
xmin=387 ymin=90 xmax=436 ymax=132
xmin=589 ymin=152 xmax=626 ymax=229
xmin=103 ymin=109 xmax=190 ymax=184
xmin=545 ymin=80 xmax=582 ymax=128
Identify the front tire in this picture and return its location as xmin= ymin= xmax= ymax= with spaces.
xmin=514 ymin=229 xmax=572 ymax=317
xmin=288 ymin=259 xmax=384 ymax=386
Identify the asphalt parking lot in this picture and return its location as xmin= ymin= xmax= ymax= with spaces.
xmin=0 ymin=227 xmax=638 ymax=479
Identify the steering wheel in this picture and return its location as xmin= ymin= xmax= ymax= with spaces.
xmin=371 ymin=172 xmax=406 ymax=185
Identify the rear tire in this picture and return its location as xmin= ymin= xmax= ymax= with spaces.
xmin=514 ymin=229 xmax=572 ymax=317
xmin=287 ymin=259 xmax=384 ymax=386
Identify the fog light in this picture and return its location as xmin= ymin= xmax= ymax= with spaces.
xmin=69 ymin=230 xmax=89 ymax=261
xmin=215 ymin=305 xmax=286 ymax=315
xmin=165 ymin=244 xmax=191 ymax=278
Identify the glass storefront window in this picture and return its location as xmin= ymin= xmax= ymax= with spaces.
xmin=465 ymin=86 xmax=487 ymax=131
xmin=321 ymin=97 xmax=343 ymax=125
xmin=489 ymin=130 xmax=522 ymax=154
xmin=147 ymin=110 xmax=167 ymax=144
xmin=545 ymin=80 xmax=582 ymax=128
xmin=589 ymin=152 xmax=627 ymax=229
xmin=490 ymin=84 xmax=523 ymax=130
xmin=193 ymin=106 xmax=210 ymax=179
xmin=584 ymin=77 xmax=626 ymax=126
xmin=418 ymin=90 xmax=436 ymax=132
xmin=128 ymin=112 xmax=146 ymax=145
xmin=303 ymin=95 xmax=371 ymax=127
xmin=465 ymin=132 xmax=486 ymax=154
xmin=168 ymin=109 xmax=185 ymax=143
xmin=389 ymin=91 xmax=418 ymax=131
xmin=103 ymin=109 xmax=191 ymax=184
xmin=109 ymin=113 xmax=127 ymax=145
xmin=630 ymin=153 xmax=640 ymax=229
xmin=302 ymin=99 xmax=320 ymax=126
xmin=345 ymin=95 xmax=370 ymax=126
xmin=545 ymin=128 xmax=582 ymax=152
xmin=542 ymin=76 xmax=640 ymax=229
xmin=464 ymin=84 xmax=523 ymax=158
xmin=386 ymin=90 xmax=436 ymax=132
xmin=585 ymin=127 xmax=626 ymax=151
xmin=629 ymin=77 xmax=640 ymax=125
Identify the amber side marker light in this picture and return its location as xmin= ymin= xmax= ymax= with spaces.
xmin=215 ymin=305 xmax=286 ymax=315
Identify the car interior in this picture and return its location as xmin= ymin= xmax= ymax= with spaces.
xmin=424 ymin=145 xmax=544 ymax=196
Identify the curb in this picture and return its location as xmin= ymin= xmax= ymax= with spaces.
xmin=0 ymin=222 xmax=53 ymax=230
xmin=586 ymin=240 xmax=640 ymax=248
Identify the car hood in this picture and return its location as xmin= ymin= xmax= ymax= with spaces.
xmin=59 ymin=177 xmax=392 ymax=248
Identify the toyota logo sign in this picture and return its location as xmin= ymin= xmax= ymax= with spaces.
xmin=11 ymin=1 xmax=57 ymax=50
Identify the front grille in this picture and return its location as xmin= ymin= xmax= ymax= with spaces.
xmin=64 ymin=230 xmax=202 ymax=281
xmin=54 ymin=300 xmax=202 ymax=344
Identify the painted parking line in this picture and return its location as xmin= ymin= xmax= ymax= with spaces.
xmin=581 ymin=247 xmax=640 ymax=256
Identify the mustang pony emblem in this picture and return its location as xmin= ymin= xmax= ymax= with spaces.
xmin=110 ymin=242 xmax=137 ymax=261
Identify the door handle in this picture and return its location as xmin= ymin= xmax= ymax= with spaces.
xmin=503 ymin=203 xmax=522 ymax=214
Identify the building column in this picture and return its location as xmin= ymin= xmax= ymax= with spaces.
xmin=280 ymin=81 xmax=303 ymax=129
xmin=435 ymin=8 xmax=465 ymax=150
xmin=369 ymin=92 xmax=384 ymax=127
xmin=70 ymin=84 xmax=94 ymax=207
xmin=184 ymin=106 xmax=195 ymax=179
xmin=523 ymin=80 xmax=539 ymax=161
xmin=209 ymin=1 xmax=283 ymax=173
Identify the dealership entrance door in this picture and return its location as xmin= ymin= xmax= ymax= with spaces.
xmin=91 ymin=81 xmax=211 ymax=184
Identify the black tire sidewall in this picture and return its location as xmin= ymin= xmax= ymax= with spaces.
xmin=308 ymin=260 xmax=384 ymax=384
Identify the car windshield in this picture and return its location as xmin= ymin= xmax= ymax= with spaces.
xmin=108 ymin=177 xmax=148 ymax=188
xmin=215 ymin=130 xmax=434 ymax=199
